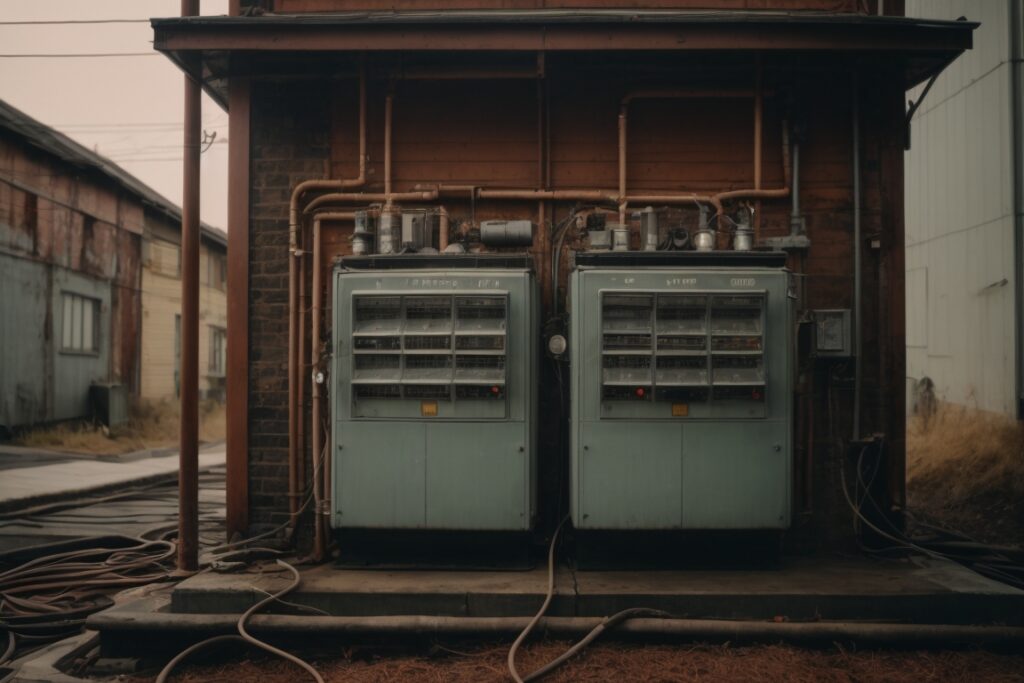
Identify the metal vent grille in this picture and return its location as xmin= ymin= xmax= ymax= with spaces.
xmin=600 ymin=290 xmax=765 ymax=404
xmin=351 ymin=293 xmax=508 ymax=402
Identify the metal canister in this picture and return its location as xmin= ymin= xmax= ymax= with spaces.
xmin=377 ymin=212 xmax=399 ymax=254
xmin=733 ymin=229 xmax=753 ymax=252
xmin=610 ymin=224 xmax=630 ymax=251
xmin=640 ymin=207 xmax=659 ymax=251
xmin=693 ymin=229 xmax=715 ymax=252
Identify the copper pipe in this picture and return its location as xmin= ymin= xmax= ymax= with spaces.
xmin=285 ymin=66 xmax=367 ymax=529
xmin=177 ymin=0 xmax=201 ymax=574
xmin=621 ymin=88 xmax=755 ymax=104
xmin=477 ymin=189 xmax=617 ymax=203
xmin=754 ymin=64 xmax=763 ymax=240
xmin=305 ymin=191 xmax=439 ymax=214
xmin=310 ymin=211 xmax=355 ymax=561
xmin=297 ymin=225 xmax=306 ymax=522
xmin=618 ymin=105 xmax=627 ymax=224
xmin=439 ymin=206 xmax=450 ymax=251
xmin=384 ymin=92 xmax=393 ymax=204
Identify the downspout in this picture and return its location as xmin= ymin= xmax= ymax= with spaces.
xmin=1012 ymin=0 xmax=1024 ymax=419
xmin=852 ymin=72 xmax=863 ymax=439
xmin=286 ymin=65 xmax=367 ymax=532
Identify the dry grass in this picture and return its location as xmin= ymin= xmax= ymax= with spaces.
xmin=14 ymin=399 xmax=225 ymax=456
xmin=907 ymin=402 xmax=1024 ymax=546
xmin=127 ymin=641 xmax=1024 ymax=683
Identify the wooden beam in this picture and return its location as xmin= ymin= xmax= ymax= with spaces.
xmin=226 ymin=76 xmax=251 ymax=538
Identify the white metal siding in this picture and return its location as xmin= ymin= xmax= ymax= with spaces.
xmin=905 ymin=0 xmax=1017 ymax=415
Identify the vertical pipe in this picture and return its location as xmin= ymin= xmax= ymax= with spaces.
xmin=312 ymin=217 xmax=324 ymax=560
xmin=384 ymin=92 xmax=393 ymax=205
xmin=754 ymin=62 xmax=763 ymax=240
xmin=297 ymin=225 xmax=306 ymax=514
xmin=852 ymin=72 xmax=862 ymax=440
xmin=177 ymin=0 xmax=200 ymax=573
xmin=618 ymin=105 xmax=627 ymax=225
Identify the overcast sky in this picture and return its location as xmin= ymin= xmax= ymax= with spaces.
xmin=0 ymin=1 xmax=230 ymax=231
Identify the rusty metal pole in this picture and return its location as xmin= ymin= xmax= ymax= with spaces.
xmin=177 ymin=0 xmax=201 ymax=573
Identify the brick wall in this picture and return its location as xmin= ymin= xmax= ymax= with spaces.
xmin=248 ymin=83 xmax=330 ymax=533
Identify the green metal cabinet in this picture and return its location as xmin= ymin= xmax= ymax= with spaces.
xmin=331 ymin=256 xmax=537 ymax=531
xmin=569 ymin=253 xmax=793 ymax=530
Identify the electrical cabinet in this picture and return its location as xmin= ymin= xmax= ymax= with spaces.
xmin=331 ymin=255 xmax=537 ymax=531
xmin=569 ymin=252 xmax=793 ymax=530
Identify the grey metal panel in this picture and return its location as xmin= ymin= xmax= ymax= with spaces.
xmin=682 ymin=420 xmax=790 ymax=529
xmin=570 ymin=266 xmax=792 ymax=531
xmin=577 ymin=420 xmax=682 ymax=529
xmin=331 ymin=266 xmax=537 ymax=532
xmin=336 ymin=421 xmax=426 ymax=528
xmin=424 ymin=422 xmax=529 ymax=530
xmin=0 ymin=254 xmax=49 ymax=429
xmin=51 ymin=268 xmax=111 ymax=422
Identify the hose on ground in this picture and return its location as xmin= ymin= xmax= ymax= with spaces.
xmin=156 ymin=559 xmax=323 ymax=683
xmin=507 ymin=517 xmax=672 ymax=683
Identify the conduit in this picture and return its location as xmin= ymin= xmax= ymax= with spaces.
xmin=105 ymin=613 xmax=1024 ymax=648
xmin=286 ymin=64 xmax=367 ymax=528
xmin=852 ymin=72 xmax=863 ymax=439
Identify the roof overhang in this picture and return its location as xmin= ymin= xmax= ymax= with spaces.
xmin=151 ymin=10 xmax=977 ymax=110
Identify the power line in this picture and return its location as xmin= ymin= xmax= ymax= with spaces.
xmin=0 ymin=19 xmax=151 ymax=25
xmin=0 ymin=52 xmax=159 ymax=58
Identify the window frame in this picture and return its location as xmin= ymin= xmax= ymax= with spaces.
xmin=208 ymin=325 xmax=227 ymax=377
xmin=59 ymin=291 xmax=101 ymax=356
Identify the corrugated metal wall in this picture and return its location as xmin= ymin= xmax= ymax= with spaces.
xmin=905 ymin=0 xmax=1018 ymax=415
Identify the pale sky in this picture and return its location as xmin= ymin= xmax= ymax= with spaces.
xmin=0 ymin=1 xmax=230 ymax=231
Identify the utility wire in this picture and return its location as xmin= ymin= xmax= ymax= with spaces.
xmin=0 ymin=52 xmax=159 ymax=58
xmin=0 ymin=19 xmax=151 ymax=25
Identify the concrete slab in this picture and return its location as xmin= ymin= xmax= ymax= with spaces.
xmin=168 ymin=554 xmax=1024 ymax=626
xmin=0 ymin=446 xmax=225 ymax=514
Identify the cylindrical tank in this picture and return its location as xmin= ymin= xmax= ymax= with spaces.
xmin=480 ymin=220 xmax=534 ymax=247
xmin=378 ymin=212 xmax=399 ymax=254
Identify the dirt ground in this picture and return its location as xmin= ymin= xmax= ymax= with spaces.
xmin=13 ymin=399 xmax=225 ymax=455
xmin=128 ymin=641 xmax=1024 ymax=683
xmin=906 ymin=403 xmax=1024 ymax=547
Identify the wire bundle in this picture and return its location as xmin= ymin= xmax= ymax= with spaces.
xmin=0 ymin=536 xmax=176 ymax=667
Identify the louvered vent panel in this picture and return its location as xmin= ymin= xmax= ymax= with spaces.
xmin=600 ymin=290 xmax=766 ymax=404
xmin=351 ymin=293 xmax=508 ymax=403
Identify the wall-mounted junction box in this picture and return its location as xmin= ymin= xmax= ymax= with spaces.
xmin=569 ymin=252 xmax=793 ymax=531
xmin=331 ymin=255 xmax=537 ymax=532
xmin=813 ymin=309 xmax=852 ymax=357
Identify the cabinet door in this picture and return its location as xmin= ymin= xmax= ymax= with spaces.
xmin=336 ymin=422 xmax=426 ymax=528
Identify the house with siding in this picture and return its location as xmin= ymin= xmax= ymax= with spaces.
xmin=0 ymin=99 xmax=226 ymax=434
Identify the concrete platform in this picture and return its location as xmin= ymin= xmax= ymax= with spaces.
xmin=88 ymin=554 xmax=1024 ymax=656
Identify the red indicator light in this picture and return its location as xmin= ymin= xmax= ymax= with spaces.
xmin=751 ymin=389 xmax=762 ymax=400
xmin=490 ymin=385 xmax=501 ymax=395
xmin=634 ymin=387 xmax=646 ymax=398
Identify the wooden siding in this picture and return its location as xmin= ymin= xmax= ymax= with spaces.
xmin=140 ymin=243 xmax=228 ymax=401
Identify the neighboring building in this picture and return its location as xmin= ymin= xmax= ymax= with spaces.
xmin=0 ymin=100 xmax=227 ymax=433
xmin=139 ymin=207 xmax=228 ymax=403
xmin=905 ymin=0 xmax=1024 ymax=418
xmin=153 ymin=1 xmax=973 ymax=548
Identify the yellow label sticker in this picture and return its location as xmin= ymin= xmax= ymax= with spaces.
xmin=671 ymin=403 xmax=689 ymax=417
xmin=421 ymin=401 xmax=439 ymax=417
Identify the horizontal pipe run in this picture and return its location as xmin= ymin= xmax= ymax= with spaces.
xmin=304 ymin=191 xmax=439 ymax=214
xmin=477 ymin=189 xmax=618 ymax=203
xmin=621 ymin=89 xmax=756 ymax=104
xmin=93 ymin=613 xmax=1024 ymax=647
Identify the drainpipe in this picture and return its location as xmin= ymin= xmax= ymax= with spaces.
xmin=285 ymin=65 xmax=367 ymax=531
xmin=1012 ymin=0 xmax=1024 ymax=419
xmin=177 ymin=0 xmax=200 ymax=574
xmin=852 ymin=72 xmax=863 ymax=440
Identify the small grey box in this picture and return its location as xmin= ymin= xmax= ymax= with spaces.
xmin=814 ymin=309 xmax=852 ymax=357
